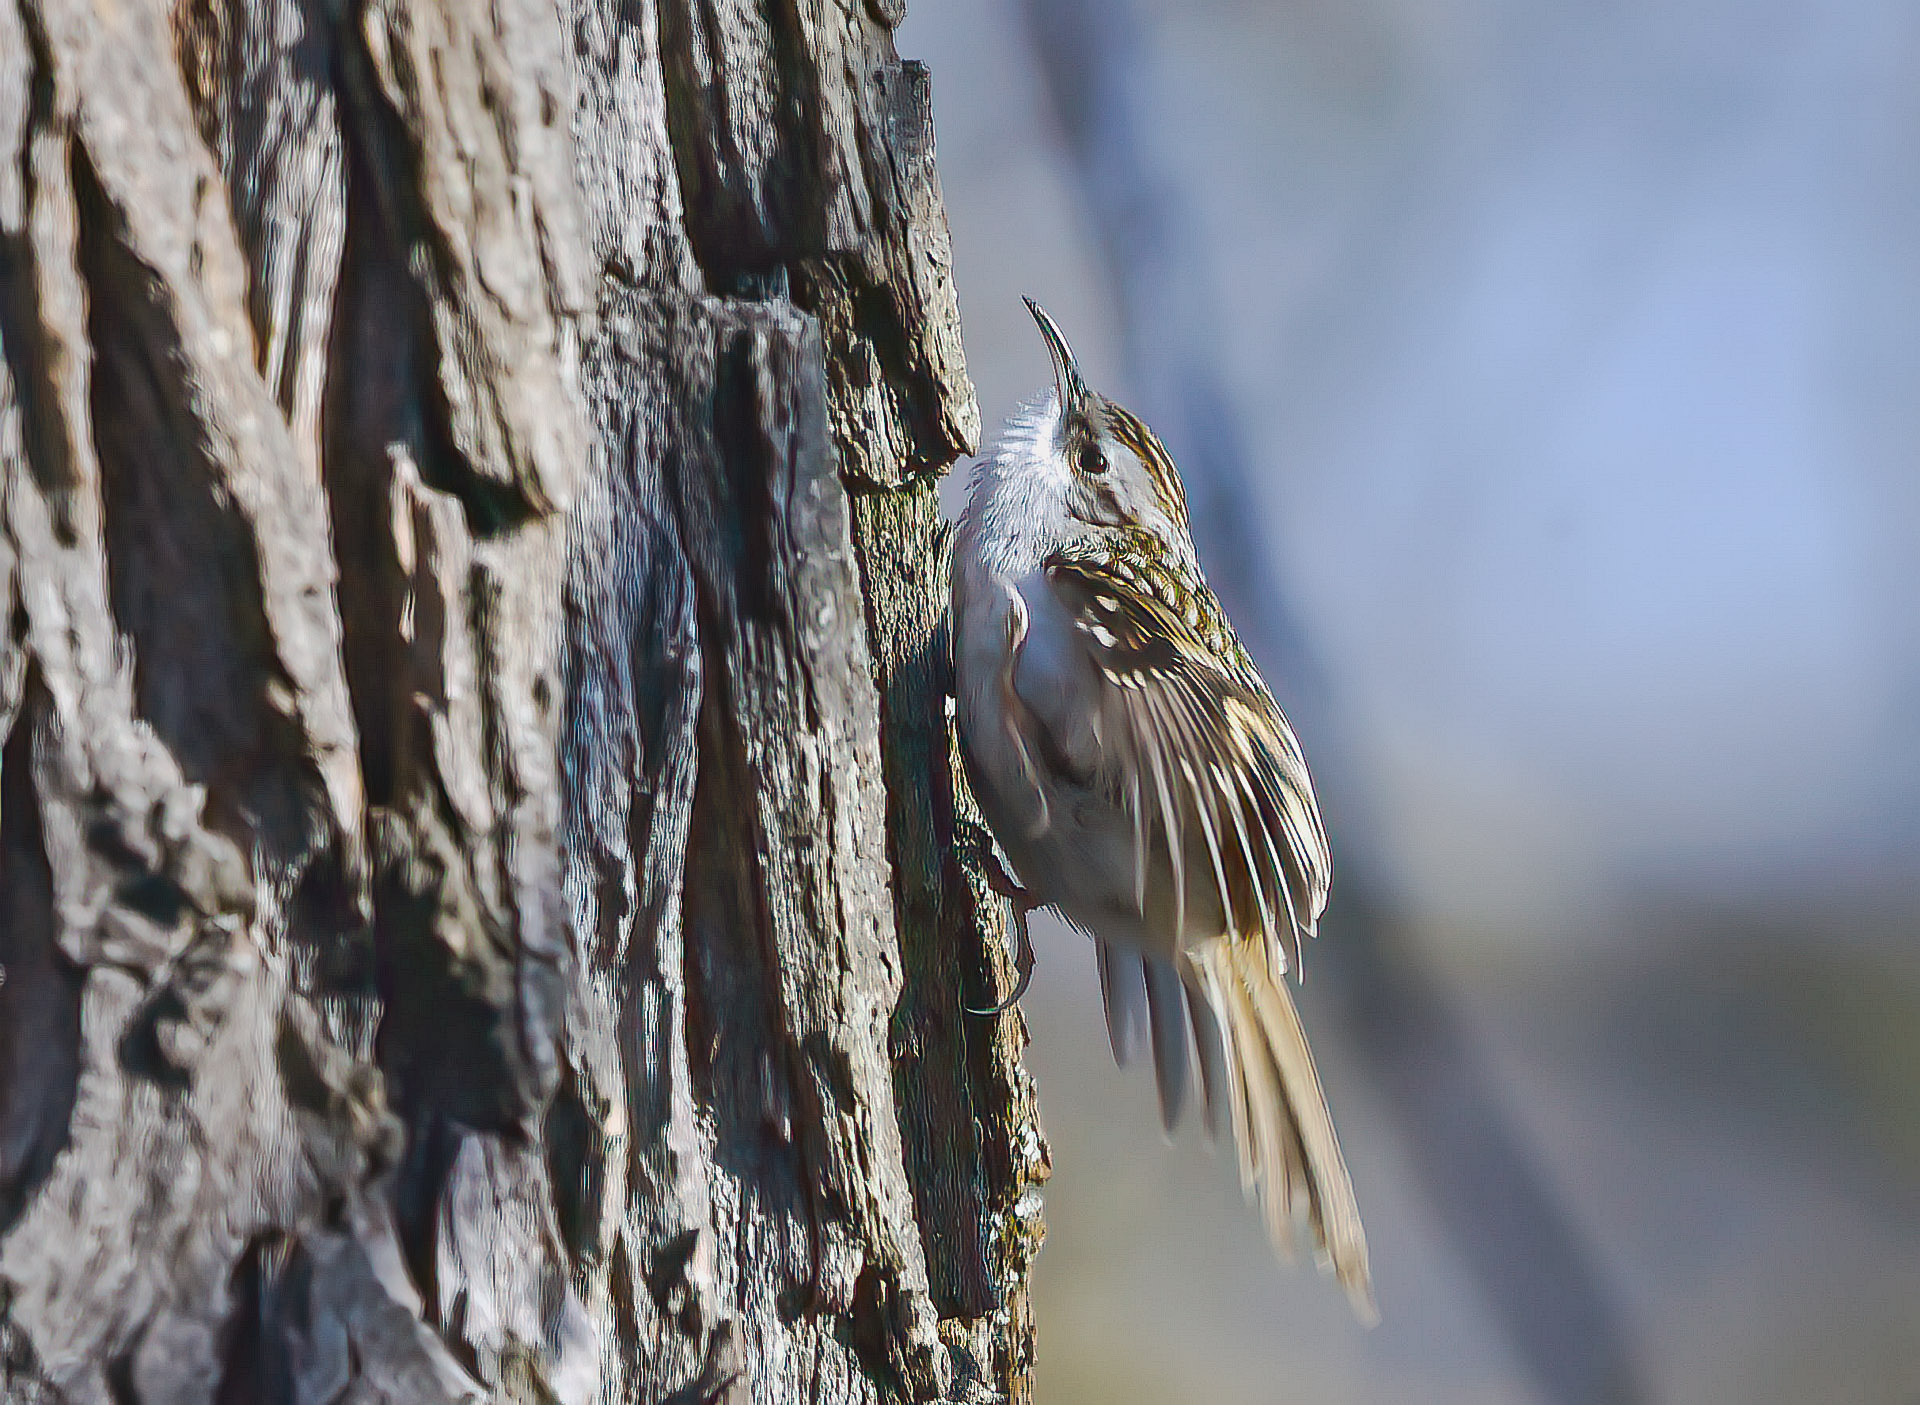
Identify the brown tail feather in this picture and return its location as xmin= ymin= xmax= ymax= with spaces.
xmin=1192 ymin=941 xmax=1376 ymax=1322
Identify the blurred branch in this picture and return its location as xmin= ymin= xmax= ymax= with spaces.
xmin=1016 ymin=1 xmax=1644 ymax=1400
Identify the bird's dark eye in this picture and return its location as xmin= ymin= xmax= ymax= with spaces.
xmin=1078 ymin=442 xmax=1108 ymax=476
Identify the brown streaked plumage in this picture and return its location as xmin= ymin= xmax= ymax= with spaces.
xmin=952 ymin=299 xmax=1374 ymax=1319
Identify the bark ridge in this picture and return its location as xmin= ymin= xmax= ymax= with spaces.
xmin=0 ymin=0 xmax=1045 ymax=1400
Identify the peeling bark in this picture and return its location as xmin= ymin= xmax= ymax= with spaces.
xmin=0 ymin=0 xmax=1045 ymax=1401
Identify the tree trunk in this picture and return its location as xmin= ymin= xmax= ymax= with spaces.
xmin=0 ymin=0 xmax=1046 ymax=1401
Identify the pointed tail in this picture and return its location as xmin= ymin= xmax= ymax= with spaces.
xmin=1191 ymin=939 xmax=1376 ymax=1322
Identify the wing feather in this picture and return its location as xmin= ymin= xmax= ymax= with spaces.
xmin=1046 ymin=535 xmax=1331 ymax=972
xmin=1140 ymin=705 xmax=1188 ymax=945
xmin=1221 ymin=763 xmax=1280 ymax=968
xmin=1041 ymin=529 xmax=1370 ymax=1316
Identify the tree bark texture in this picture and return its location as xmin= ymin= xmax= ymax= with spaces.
xmin=0 ymin=0 xmax=1047 ymax=1401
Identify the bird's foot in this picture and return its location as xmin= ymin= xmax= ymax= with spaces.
xmin=967 ymin=905 xmax=1036 ymax=1016
xmin=968 ymin=847 xmax=1039 ymax=1016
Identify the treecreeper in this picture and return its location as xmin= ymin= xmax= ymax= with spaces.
xmin=952 ymin=299 xmax=1376 ymax=1320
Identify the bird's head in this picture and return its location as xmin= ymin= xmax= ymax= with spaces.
xmin=960 ymin=300 xmax=1196 ymax=578
xmin=1021 ymin=298 xmax=1191 ymax=547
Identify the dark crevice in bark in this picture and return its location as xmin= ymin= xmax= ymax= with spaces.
xmin=212 ymin=1231 xmax=281 ymax=1405
xmin=321 ymin=120 xmax=411 ymax=815
xmin=74 ymin=145 xmax=319 ymax=865
xmin=657 ymin=0 xmax=808 ymax=284
xmin=391 ymin=1111 xmax=459 ymax=1328
xmin=331 ymin=25 xmax=544 ymax=541
xmin=374 ymin=879 xmax=530 ymax=1134
xmin=542 ymin=1059 xmax=601 ymax=1258
xmin=680 ymin=679 xmax=805 ymax=1197
xmin=0 ymin=674 xmax=79 ymax=1239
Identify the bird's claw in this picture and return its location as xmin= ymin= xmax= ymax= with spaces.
xmin=967 ymin=903 xmax=1036 ymax=1016
xmin=967 ymin=846 xmax=1039 ymax=1016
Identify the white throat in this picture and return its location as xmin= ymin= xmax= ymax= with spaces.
xmin=956 ymin=391 xmax=1079 ymax=581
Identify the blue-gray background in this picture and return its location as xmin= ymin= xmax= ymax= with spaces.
xmin=900 ymin=2 xmax=1920 ymax=1400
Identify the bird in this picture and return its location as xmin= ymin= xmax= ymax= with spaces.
xmin=950 ymin=298 xmax=1374 ymax=1319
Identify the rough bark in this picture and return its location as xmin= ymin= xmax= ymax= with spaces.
xmin=0 ymin=0 xmax=1046 ymax=1401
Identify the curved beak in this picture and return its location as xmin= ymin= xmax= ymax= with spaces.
xmin=1024 ymin=297 xmax=1090 ymax=417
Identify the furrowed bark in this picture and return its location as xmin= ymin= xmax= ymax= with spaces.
xmin=0 ymin=0 xmax=1046 ymax=1401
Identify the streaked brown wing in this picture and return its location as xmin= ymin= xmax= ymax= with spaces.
xmin=1046 ymin=535 xmax=1330 ymax=976
xmin=1050 ymin=536 xmax=1371 ymax=1313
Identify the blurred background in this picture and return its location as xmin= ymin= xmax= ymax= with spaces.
xmin=897 ymin=1 xmax=1920 ymax=1401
